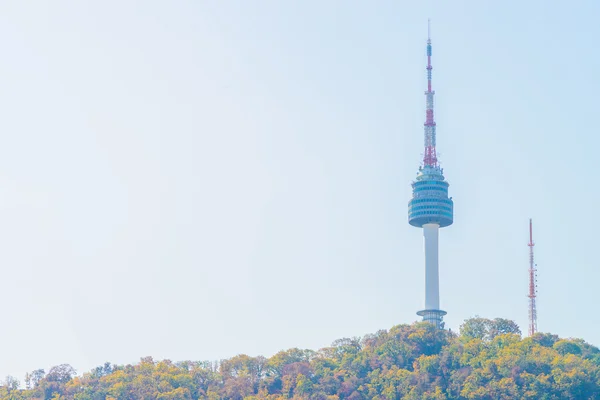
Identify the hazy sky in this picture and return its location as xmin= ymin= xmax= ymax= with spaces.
xmin=0 ymin=0 xmax=598 ymax=381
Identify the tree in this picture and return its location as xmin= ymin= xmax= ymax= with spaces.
xmin=460 ymin=317 xmax=521 ymax=341
xmin=460 ymin=317 xmax=489 ymax=340
xmin=489 ymin=318 xmax=521 ymax=338
xmin=531 ymin=332 xmax=559 ymax=348
xmin=28 ymin=370 xmax=45 ymax=388
xmin=294 ymin=374 xmax=314 ymax=397
xmin=46 ymin=365 xmax=76 ymax=384
xmin=553 ymin=340 xmax=582 ymax=355
xmin=3 ymin=376 xmax=20 ymax=392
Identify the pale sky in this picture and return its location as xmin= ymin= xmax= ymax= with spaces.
xmin=0 ymin=0 xmax=598 ymax=380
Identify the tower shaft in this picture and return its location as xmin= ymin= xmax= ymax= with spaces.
xmin=417 ymin=224 xmax=446 ymax=326
xmin=423 ymin=224 xmax=440 ymax=309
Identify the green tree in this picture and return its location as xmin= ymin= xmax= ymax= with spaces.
xmin=460 ymin=317 xmax=521 ymax=341
xmin=553 ymin=340 xmax=582 ymax=355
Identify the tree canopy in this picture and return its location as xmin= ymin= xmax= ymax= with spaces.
xmin=2 ymin=317 xmax=600 ymax=399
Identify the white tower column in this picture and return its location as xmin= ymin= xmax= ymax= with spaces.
xmin=423 ymin=223 xmax=440 ymax=310
xmin=417 ymin=222 xmax=446 ymax=328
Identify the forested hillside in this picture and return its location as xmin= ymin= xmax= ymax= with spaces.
xmin=2 ymin=317 xmax=599 ymax=399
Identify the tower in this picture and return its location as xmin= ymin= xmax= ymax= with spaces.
xmin=528 ymin=219 xmax=537 ymax=336
xmin=408 ymin=23 xmax=454 ymax=328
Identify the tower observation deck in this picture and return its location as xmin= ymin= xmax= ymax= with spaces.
xmin=408 ymin=24 xmax=454 ymax=328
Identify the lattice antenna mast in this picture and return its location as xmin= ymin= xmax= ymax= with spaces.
xmin=423 ymin=19 xmax=438 ymax=167
xmin=528 ymin=219 xmax=538 ymax=336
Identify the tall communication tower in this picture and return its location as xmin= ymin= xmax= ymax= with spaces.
xmin=528 ymin=219 xmax=537 ymax=336
xmin=408 ymin=22 xmax=454 ymax=328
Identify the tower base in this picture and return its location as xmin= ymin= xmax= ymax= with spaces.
xmin=417 ymin=309 xmax=447 ymax=329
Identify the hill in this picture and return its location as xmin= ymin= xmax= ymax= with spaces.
xmin=2 ymin=317 xmax=599 ymax=399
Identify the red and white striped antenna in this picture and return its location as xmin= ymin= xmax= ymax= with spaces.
xmin=423 ymin=20 xmax=438 ymax=167
xmin=528 ymin=219 xmax=538 ymax=336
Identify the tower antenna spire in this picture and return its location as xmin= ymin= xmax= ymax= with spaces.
xmin=423 ymin=20 xmax=437 ymax=167
xmin=528 ymin=219 xmax=538 ymax=336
